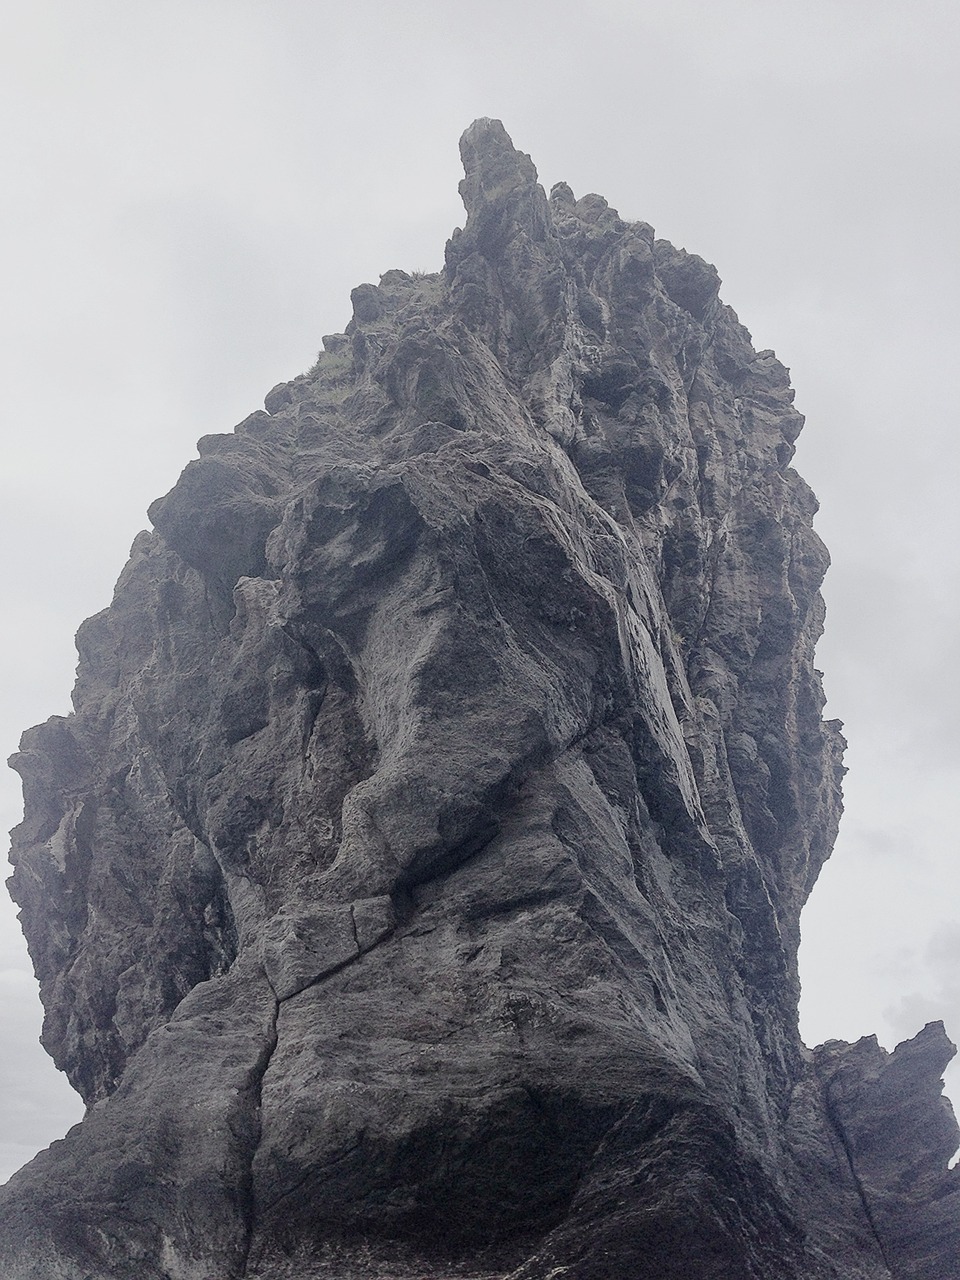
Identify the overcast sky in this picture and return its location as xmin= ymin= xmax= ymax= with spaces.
xmin=2 ymin=0 xmax=958 ymax=1183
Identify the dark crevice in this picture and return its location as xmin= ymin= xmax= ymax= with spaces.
xmin=823 ymin=1089 xmax=893 ymax=1274
xmin=238 ymin=977 xmax=280 ymax=1280
xmin=394 ymin=817 xmax=502 ymax=895
xmin=276 ymin=948 xmax=359 ymax=1004
xmin=461 ymin=885 xmax=564 ymax=925
xmin=393 ymin=712 xmax=612 ymax=906
xmin=271 ymin=909 xmax=398 ymax=1007
xmin=278 ymin=623 xmax=327 ymax=685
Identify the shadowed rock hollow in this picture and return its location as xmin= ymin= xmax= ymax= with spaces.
xmin=3 ymin=120 xmax=958 ymax=1279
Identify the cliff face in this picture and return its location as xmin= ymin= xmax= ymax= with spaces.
xmin=3 ymin=120 xmax=957 ymax=1279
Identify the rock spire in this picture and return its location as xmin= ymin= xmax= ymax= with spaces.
xmin=3 ymin=120 xmax=957 ymax=1279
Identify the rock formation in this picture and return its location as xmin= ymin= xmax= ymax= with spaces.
xmin=3 ymin=120 xmax=957 ymax=1279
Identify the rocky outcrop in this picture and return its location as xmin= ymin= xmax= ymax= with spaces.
xmin=3 ymin=119 xmax=957 ymax=1279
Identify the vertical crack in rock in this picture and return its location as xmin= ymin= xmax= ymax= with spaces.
xmin=3 ymin=119 xmax=958 ymax=1279
xmin=238 ymin=977 xmax=280 ymax=1280
xmin=824 ymin=1087 xmax=893 ymax=1272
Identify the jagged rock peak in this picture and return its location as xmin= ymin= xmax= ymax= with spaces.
xmin=453 ymin=118 xmax=552 ymax=262
xmin=2 ymin=122 xmax=957 ymax=1280
xmin=458 ymin=117 xmax=541 ymax=208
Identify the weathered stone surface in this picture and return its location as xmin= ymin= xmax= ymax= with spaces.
xmin=809 ymin=1024 xmax=960 ymax=1277
xmin=3 ymin=119 xmax=957 ymax=1278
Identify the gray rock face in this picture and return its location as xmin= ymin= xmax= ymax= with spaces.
xmin=3 ymin=119 xmax=957 ymax=1278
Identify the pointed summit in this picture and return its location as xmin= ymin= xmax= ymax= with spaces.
xmin=456 ymin=118 xmax=550 ymax=252
xmin=458 ymin=119 xmax=539 ymax=210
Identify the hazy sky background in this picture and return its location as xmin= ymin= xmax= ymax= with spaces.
xmin=1 ymin=0 xmax=958 ymax=1183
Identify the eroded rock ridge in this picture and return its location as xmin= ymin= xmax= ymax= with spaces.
xmin=3 ymin=120 xmax=957 ymax=1279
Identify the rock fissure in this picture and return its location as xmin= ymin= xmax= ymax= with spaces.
xmin=238 ymin=984 xmax=281 ymax=1280
xmin=823 ymin=1088 xmax=893 ymax=1273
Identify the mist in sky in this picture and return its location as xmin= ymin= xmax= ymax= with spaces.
xmin=2 ymin=0 xmax=958 ymax=1183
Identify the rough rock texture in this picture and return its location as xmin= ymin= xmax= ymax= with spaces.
xmin=3 ymin=120 xmax=958 ymax=1278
